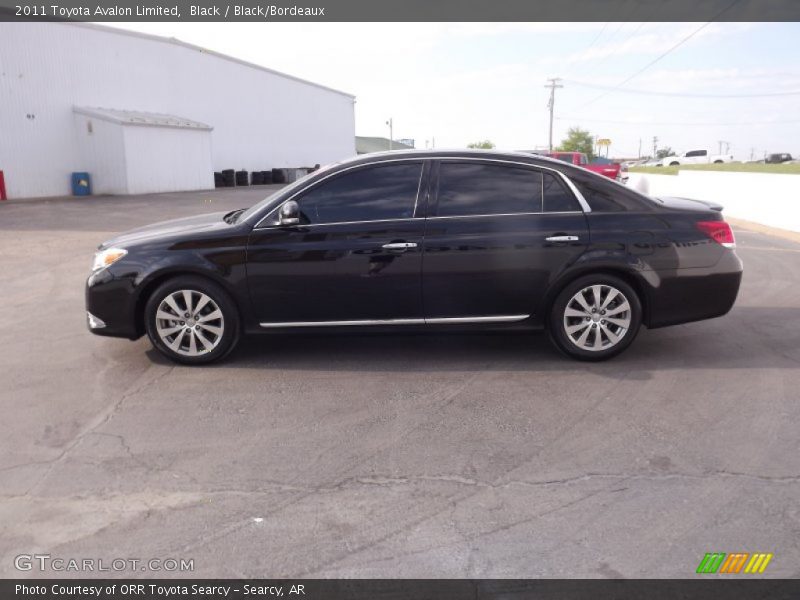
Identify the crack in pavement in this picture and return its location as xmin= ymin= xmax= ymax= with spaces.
xmin=1 ymin=365 xmax=174 ymax=497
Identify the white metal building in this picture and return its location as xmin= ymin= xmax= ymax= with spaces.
xmin=0 ymin=23 xmax=356 ymax=198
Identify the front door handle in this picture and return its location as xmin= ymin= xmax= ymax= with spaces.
xmin=545 ymin=235 xmax=579 ymax=242
xmin=382 ymin=242 xmax=418 ymax=251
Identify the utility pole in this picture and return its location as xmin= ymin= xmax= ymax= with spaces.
xmin=717 ymin=140 xmax=730 ymax=155
xmin=653 ymin=136 xmax=658 ymax=158
xmin=386 ymin=118 xmax=393 ymax=151
xmin=749 ymin=147 xmax=755 ymax=161
xmin=545 ymin=78 xmax=563 ymax=152
xmin=638 ymin=138 xmax=642 ymax=159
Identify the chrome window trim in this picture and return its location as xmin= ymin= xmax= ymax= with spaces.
xmin=255 ymin=216 xmax=419 ymax=230
xmin=259 ymin=314 xmax=530 ymax=328
xmin=252 ymin=155 xmax=591 ymax=230
xmin=253 ymin=158 xmax=426 ymax=230
xmin=426 ymin=210 xmax=582 ymax=221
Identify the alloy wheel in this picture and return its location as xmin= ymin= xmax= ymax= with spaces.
xmin=562 ymin=284 xmax=631 ymax=352
xmin=154 ymin=289 xmax=225 ymax=357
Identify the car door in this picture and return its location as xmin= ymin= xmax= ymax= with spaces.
xmin=246 ymin=160 xmax=428 ymax=325
xmin=421 ymin=159 xmax=589 ymax=321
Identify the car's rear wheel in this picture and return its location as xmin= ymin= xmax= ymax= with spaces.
xmin=144 ymin=276 xmax=240 ymax=365
xmin=548 ymin=275 xmax=642 ymax=361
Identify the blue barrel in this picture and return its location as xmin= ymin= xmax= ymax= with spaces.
xmin=71 ymin=172 xmax=91 ymax=196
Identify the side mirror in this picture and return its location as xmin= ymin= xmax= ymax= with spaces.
xmin=279 ymin=200 xmax=300 ymax=226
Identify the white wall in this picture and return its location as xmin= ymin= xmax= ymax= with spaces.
xmin=628 ymin=171 xmax=800 ymax=233
xmin=72 ymin=114 xmax=128 ymax=195
xmin=0 ymin=22 xmax=356 ymax=199
xmin=123 ymin=126 xmax=214 ymax=195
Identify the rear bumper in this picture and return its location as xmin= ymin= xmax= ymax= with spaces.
xmin=647 ymin=250 xmax=743 ymax=329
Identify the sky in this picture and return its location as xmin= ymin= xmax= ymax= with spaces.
xmin=107 ymin=21 xmax=800 ymax=160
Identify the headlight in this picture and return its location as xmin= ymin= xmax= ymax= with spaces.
xmin=92 ymin=247 xmax=127 ymax=272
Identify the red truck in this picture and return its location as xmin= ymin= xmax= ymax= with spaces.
xmin=545 ymin=151 xmax=627 ymax=182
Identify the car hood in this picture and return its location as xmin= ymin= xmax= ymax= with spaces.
xmin=100 ymin=211 xmax=232 ymax=249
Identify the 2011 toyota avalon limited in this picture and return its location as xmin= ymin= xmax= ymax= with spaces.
xmin=86 ymin=150 xmax=742 ymax=364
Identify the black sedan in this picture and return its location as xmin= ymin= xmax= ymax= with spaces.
xmin=86 ymin=150 xmax=742 ymax=364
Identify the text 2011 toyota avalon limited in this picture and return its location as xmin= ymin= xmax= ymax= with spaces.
xmin=86 ymin=150 xmax=742 ymax=364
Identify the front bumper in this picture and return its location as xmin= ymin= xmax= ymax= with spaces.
xmin=85 ymin=268 xmax=141 ymax=339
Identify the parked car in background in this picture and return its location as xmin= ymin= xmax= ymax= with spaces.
xmin=86 ymin=149 xmax=742 ymax=364
xmin=766 ymin=153 xmax=793 ymax=164
xmin=661 ymin=149 xmax=734 ymax=166
xmin=544 ymin=151 xmax=625 ymax=182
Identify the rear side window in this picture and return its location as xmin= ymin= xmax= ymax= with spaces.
xmin=296 ymin=162 xmax=422 ymax=224
xmin=436 ymin=162 xmax=543 ymax=216
xmin=543 ymin=173 xmax=582 ymax=212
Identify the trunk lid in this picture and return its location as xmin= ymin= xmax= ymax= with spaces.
xmin=653 ymin=196 xmax=723 ymax=213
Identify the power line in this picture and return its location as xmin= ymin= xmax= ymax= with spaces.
xmin=560 ymin=22 xmax=609 ymax=80
xmin=555 ymin=115 xmax=800 ymax=127
xmin=571 ymin=0 xmax=742 ymax=111
xmin=563 ymin=79 xmax=800 ymax=98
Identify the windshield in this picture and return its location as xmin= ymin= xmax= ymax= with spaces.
xmin=239 ymin=164 xmax=336 ymax=223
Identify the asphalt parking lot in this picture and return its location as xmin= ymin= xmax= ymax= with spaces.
xmin=1 ymin=187 xmax=799 ymax=579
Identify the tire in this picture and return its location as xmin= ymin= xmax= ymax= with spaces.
xmin=144 ymin=275 xmax=240 ymax=365
xmin=669 ymin=161 xmax=680 ymax=166
xmin=713 ymin=160 xmax=723 ymax=164
xmin=548 ymin=274 xmax=642 ymax=361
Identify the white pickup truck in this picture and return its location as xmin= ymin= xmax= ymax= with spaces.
xmin=661 ymin=149 xmax=734 ymax=166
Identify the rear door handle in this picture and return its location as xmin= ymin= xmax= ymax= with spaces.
xmin=545 ymin=235 xmax=579 ymax=242
xmin=382 ymin=242 xmax=418 ymax=251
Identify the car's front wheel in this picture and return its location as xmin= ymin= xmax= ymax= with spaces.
xmin=548 ymin=275 xmax=642 ymax=361
xmin=144 ymin=275 xmax=240 ymax=365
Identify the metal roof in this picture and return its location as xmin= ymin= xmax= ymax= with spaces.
xmin=73 ymin=106 xmax=213 ymax=130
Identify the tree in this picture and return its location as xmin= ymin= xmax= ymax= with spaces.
xmin=558 ymin=127 xmax=595 ymax=159
xmin=467 ymin=140 xmax=495 ymax=149
xmin=656 ymin=147 xmax=674 ymax=159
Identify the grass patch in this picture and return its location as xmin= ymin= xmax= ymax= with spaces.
xmin=630 ymin=163 xmax=800 ymax=176
xmin=629 ymin=166 xmax=679 ymax=175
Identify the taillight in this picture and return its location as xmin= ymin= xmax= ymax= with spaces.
xmin=696 ymin=220 xmax=735 ymax=248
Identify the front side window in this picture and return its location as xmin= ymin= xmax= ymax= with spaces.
xmin=685 ymin=150 xmax=707 ymax=157
xmin=436 ymin=162 xmax=543 ymax=216
xmin=294 ymin=162 xmax=422 ymax=224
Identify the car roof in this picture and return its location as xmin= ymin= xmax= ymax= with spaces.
xmin=343 ymin=148 xmax=575 ymax=171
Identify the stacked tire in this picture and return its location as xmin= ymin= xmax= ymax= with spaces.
xmin=221 ymin=169 xmax=235 ymax=187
